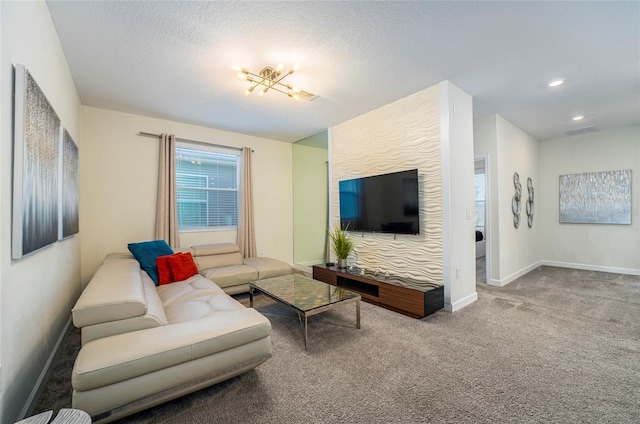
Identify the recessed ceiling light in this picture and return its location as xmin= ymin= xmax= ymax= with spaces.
xmin=548 ymin=79 xmax=565 ymax=87
xmin=572 ymin=115 xmax=584 ymax=121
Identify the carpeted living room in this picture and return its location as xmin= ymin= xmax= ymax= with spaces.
xmin=36 ymin=266 xmax=640 ymax=423
xmin=2 ymin=2 xmax=639 ymax=424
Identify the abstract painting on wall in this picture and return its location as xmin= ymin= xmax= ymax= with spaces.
xmin=12 ymin=64 xmax=61 ymax=259
xmin=60 ymin=128 xmax=79 ymax=239
xmin=559 ymin=170 xmax=632 ymax=225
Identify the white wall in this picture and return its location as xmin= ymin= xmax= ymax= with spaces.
xmin=495 ymin=115 xmax=540 ymax=284
xmin=440 ymin=81 xmax=477 ymax=311
xmin=331 ymin=85 xmax=444 ymax=283
xmin=0 ymin=2 xmax=3 ymax=402
xmin=474 ymin=114 xmax=540 ymax=286
xmin=539 ymin=125 xmax=640 ymax=273
xmin=0 ymin=2 xmax=82 ymax=421
xmin=331 ymin=82 xmax=476 ymax=311
xmin=475 ymin=118 xmax=639 ymax=281
xmin=80 ymin=107 xmax=293 ymax=283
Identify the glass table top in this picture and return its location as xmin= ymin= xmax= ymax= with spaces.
xmin=250 ymin=274 xmax=360 ymax=313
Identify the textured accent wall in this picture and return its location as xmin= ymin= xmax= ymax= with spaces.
xmin=331 ymin=86 xmax=443 ymax=283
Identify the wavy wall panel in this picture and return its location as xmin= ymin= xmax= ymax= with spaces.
xmin=331 ymin=85 xmax=443 ymax=284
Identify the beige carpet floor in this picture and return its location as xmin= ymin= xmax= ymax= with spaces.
xmin=35 ymin=266 xmax=640 ymax=423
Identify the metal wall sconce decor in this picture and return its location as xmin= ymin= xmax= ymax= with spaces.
xmin=512 ymin=172 xmax=522 ymax=228
xmin=526 ymin=177 xmax=534 ymax=228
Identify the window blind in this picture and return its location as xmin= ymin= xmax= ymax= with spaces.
xmin=175 ymin=145 xmax=239 ymax=230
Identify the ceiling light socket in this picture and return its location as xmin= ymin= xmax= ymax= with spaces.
xmin=572 ymin=115 xmax=584 ymax=121
xmin=548 ymin=79 xmax=565 ymax=87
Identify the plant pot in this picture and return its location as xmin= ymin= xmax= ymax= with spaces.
xmin=337 ymin=258 xmax=348 ymax=269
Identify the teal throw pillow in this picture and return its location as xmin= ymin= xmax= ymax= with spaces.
xmin=128 ymin=240 xmax=174 ymax=285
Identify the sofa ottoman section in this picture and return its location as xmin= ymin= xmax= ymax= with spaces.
xmin=243 ymin=257 xmax=293 ymax=280
xmin=72 ymin=309 xmax=272 ymax=420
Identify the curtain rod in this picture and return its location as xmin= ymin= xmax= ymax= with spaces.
xmin=138 ymin=132 xmax=252 ymax=152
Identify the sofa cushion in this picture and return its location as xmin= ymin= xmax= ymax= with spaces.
xmin=243 ymin=257 xmax=292 ymax=280
xmin=80 ymin=273 xmax=168 ymax=344
xmin=72 ymin=261 xmax=148 ymax=327
xmin=192 ymin=243 xmax=243 ymax=270
xmin=195 ymin=252 xmax=243 ymax=271
xmin=192 ymin=243 xmax=239 ymax=256
xmin=200 ymin=265 xmax=258 ymax=289
xmin=128 ymin=240 xmax=174 ymax=285
xmin=157 ymin=275 xmax=245 ymax=323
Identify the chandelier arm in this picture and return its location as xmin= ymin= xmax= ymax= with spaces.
xmin=274 ymin=81 xmax=295 ymax=91
xmin=244 ymin=70 xmax=264 ymax=80
xmin=266 ymin=85 xmax=293 ymax=96
xmin=274 ymin=70 xmax=294 ymax=85
xmin=254 ymin=79 xmax=271 ymax=93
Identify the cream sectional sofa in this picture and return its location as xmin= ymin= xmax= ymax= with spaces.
xmin=70 ymin=243 xmax=290 ymax=422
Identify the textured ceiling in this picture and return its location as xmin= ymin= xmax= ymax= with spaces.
xmin=46 ymin=1 xmax=640 ymax=143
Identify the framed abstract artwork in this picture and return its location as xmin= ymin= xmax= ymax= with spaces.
xmin=60 ymin=128 xmax=79 ymax=239
xmin=12 ymin=64 xmax=61 ymax=258
xmin=559 ymin=170 xmax=632 ymax=225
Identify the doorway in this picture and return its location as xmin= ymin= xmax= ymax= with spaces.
xmin=474 ymin=156 xmax=490 ymax=284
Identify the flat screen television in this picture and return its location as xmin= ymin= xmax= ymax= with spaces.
xmin=339 ymin=169 xmax=420 ymax=235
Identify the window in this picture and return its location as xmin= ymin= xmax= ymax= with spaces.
xmin=175 ymin=144 xmax=240 ymax=230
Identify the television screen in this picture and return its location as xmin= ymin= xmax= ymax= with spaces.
xmin=339 ymin=169 xmax=420 ymax=235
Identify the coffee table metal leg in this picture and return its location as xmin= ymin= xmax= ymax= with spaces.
xmin=356 ymin=298 xmax=361 ymax=329
xmin=304 ymin=314 xmax=309 ymax=350
xmin=249 ymin=286 xmax=254 ymax=308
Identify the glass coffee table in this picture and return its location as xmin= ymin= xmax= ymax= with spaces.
xmin=250 ymin=274 xmax=361 ymax=349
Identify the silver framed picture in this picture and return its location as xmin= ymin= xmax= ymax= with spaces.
xmin=559 ymin=170 xmax=632 ymax=225
xmin=60 ymin=128 xmax=79 ymax=239
xmin=12 ymin=64 xmax=61 ymax=258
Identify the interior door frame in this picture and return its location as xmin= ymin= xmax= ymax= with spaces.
xmin=474 ymin=154 xmax=490 ymax=285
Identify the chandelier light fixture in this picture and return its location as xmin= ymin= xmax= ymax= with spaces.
xmin=233 ymin=64 xmax=315 ymax=100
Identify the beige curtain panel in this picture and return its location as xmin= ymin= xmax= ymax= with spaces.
xmin=155 ymin=133 xmax=180 ymax=247
xmin=238 ymin=147 xmax=257 ymax=258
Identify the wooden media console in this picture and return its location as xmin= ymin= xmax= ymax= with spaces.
xmin=312 ymin=265 xmax=444 ymax=319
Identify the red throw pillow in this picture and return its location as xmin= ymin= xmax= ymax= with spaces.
xmin=156 ymin=255 xmax=174 ymax=285
xmin=166 ymin=252 xmax=199 ymax=282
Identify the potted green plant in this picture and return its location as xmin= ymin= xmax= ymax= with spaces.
xmin=328 ymin=225 xmax=353 ymax=268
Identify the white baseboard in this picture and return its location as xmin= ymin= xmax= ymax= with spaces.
xmin=444 ymin=291 xmax=478 ymax=312
xmin=541 ymin=260 xmax=640 ymax=276
xmin=488 ymin=261 xmax=542 ymax=287
xmin=20 ymin=315 xmax=73 ymax=420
